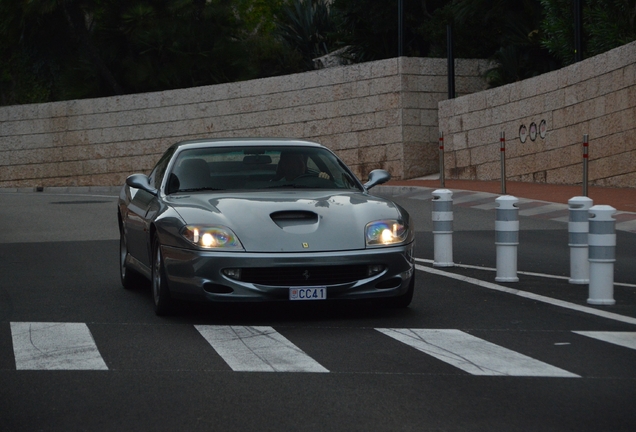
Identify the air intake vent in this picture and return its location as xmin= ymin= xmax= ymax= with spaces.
xmin=270 ymin=211 xmax=318 ymax=229
xmin=240 ymin=265 xmax=368 ymax=286
xmin=271 ymin=211 xmax=317 ymax=221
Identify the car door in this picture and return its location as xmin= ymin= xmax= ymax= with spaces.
xmin=124 ymin=187 xmax=157 ymax=267
xmin=124 ymin=145 xmax=175 ymax=268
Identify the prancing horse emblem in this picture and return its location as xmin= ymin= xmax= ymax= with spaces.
xmin=302 ymin=242 xmax=309 ymax=248
xmin=302 ymin=270 xmax=310 ymax=280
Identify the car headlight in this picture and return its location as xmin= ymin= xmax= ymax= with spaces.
xmin=181 ymin=225 xmax=243 ymax=250
xmin=365 ymin=220 xmax=410 ymax=247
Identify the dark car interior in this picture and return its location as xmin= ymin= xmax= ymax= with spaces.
xmin=166 ymin=147 xmax=359 ymax=194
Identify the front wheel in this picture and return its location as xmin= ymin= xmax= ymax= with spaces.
xmin=152 ymin=238 xmax=172 ymax=316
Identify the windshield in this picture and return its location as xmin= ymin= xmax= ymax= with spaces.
xmin=165 ymin=146 xmax=362 ymax=194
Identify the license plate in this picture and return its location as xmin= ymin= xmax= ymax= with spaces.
xmin=289 ymin=287 xmax=326 ymax=301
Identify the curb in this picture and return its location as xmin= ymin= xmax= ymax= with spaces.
xmin=373 ymin=185 xmax=636 ymax=233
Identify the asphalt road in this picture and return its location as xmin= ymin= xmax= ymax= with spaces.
xmin=1 ymin=188 xmax=635 ymax=431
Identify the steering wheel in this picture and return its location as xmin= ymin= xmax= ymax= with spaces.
xmin=293 ymin=173 xmax=315 ymax=180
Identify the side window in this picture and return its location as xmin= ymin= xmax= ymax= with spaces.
xmin=306 ymin=157 xmax=320 ymax=173
xmin=148 ymin=146 xmax=176 ymax=190
xmin=326 ymin=154 xmax=360 ymax=190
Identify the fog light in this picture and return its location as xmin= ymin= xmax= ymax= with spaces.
xmin=367 ymin=264 xmax=385 ymax=276
xmin=222 ymin=268 xmax=242 ymax=280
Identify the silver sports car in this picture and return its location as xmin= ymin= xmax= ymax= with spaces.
xmin=118 ymin=138 xmax=415 ymax=315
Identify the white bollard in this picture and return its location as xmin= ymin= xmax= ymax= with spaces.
xmin=587 ymin=205 xmax=617 ymax=305
xmin=495 ymin=195 xmax=519 ymax=282
xmin=568 ymin=196 xmax=593 ymax=284
xmin=432 ymin=189 xmax=454 ymax=267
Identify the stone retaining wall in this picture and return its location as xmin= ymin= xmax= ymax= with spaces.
xmin=0 ymin=57 xmax=491 ymax=189
xmin=439 ymin=41 xmax=636 ymax=189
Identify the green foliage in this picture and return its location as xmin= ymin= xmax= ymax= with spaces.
xmin=0 ymin=52 xmax=53 ymax=105
xmin=1 ymin=0 xmax=635 ymax=104
xmin=332 ymin=0 xmax=442 ymax=61
xmin=586 ymin=0 xmax=636 ymax=53
xmin=0 ymin=0 xmax=72 ymax=104
xmin=330 ymin=0 xmax=559 ymax=88
xmin=540 ymin=0 xmax=636 ymax=64
xmin=427 ymin=0 xmax=560 ymax=86
xmin=331 ymin=0 xmax=397 ymax=61
xmin=422 ymin=0 xmax=509 ymax=58
xmin=0 ymin=0 xmax=257 ymax=104
xmin=540 ymin=0 xmax=580 ymax=64
xmin=273 ymin=0 xmax=340 ymax=70
xmin=234 ymin=0 xmax=285 ymax=35
xmin=242 ymin=32 xmax=306 ymax=78
xmin=97 ymin=0 xmax=252 ymax=92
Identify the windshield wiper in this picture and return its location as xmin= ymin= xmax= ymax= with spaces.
xmin=177 ymin=187 xmax=225 ymax=193
xmin=265 ymin=183 xmax=316 ymax=189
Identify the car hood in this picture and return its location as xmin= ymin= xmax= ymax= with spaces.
xmin=165 ymin=190 xmax=404 ymax=252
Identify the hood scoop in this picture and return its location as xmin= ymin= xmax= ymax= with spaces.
xmin=270 ymin=211 xmax=320 ymax=233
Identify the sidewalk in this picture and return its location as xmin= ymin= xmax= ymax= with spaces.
xmin=386 ymin=178 xmax=636 ymax=318
xmin=387 ymin=179 xmax=636 ymax=213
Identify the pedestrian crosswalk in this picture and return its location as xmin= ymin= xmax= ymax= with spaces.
xmin=194 ymin=325 xmax=329 ymax=373
xmin=572 ymin=331 xmax=636 ymax=350
xmin=10 ymin=322 xmax=107 ymax=370
xmin=377 ymin=328 xmax=579 ymax=377
xmin=5 ymin=322 xmax=636 ymax=376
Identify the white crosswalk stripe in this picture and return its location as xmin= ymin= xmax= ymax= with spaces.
xmin=573 ymin=331 xmax=636 ymax=350
xmin=6 ymin=323 xmax=634 ymax=376
xmin=194 ymin=325 xmax=329 ymax=372
xmin=376 ymin=328 xmax=580 ymax=377
xmin=10 ymin=322 xmax=108 ymax=370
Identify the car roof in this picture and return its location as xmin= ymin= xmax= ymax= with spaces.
xmin=172 ymin=138 xmax=325 ymax=152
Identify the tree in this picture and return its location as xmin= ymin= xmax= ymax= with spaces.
xmin=17 ymin=0 xmax=123 ymax=96
xmin=332 ymin=0 xmax=443 ymax=61
xmin=232 ymin=0 xmax=307 ymax=77
xmin=0 ymin=0 xmax=257 ymax=104
xmin=540 ymin=0 xmax=636 ymax=65
xmin=0 ymin=0 xmax=82 ymax=104
xmin=95 ymin=0 xmax=252 ymax=93
xmin=274 ymin=0 xmax=341 ymax=70
xmin=421 ymin=0 xmax=561 ymax=86
xmin=2 ymin=0 xmax=636 ymax=105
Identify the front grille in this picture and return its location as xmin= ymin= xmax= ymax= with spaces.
xmin=239 ymin=265 xmax=369 ymax=286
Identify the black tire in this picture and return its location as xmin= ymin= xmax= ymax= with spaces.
xmin=119 ymin=223 xmax=139 ymax=290
xmin=386 ymin=274 xmax=415 ymax=308
xmin=151 ymin=238 xmax=173 ymax=316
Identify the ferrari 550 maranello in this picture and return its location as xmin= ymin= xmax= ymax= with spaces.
xmin=118 ymin=138 xmax=415 ymax=315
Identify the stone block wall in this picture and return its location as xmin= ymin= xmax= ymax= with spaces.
xmin=439 ymin=41 xmax=636 ymax=189
xmin=0 ymin=57 xmax=491 ymax=189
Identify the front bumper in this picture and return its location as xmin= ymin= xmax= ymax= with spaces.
xmin=161 ymin=243 xmax=415 ymax=302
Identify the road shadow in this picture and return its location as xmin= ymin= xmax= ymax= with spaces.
xmin=122 ymin=277 xmax=417 ymax=326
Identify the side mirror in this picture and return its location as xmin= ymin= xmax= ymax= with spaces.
xmin=363 ymin=169 xmax=391 ymax=190
xmin=126 ymin=174 xmax=157 ymax=196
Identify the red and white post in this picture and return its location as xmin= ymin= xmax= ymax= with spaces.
xmin=439 ymin=131 xmax=445 ymax=188
xmin=582 ymin=134 xmax=589 ymax=197
xmin=500 ymin=132 xmax=506 ymax=195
